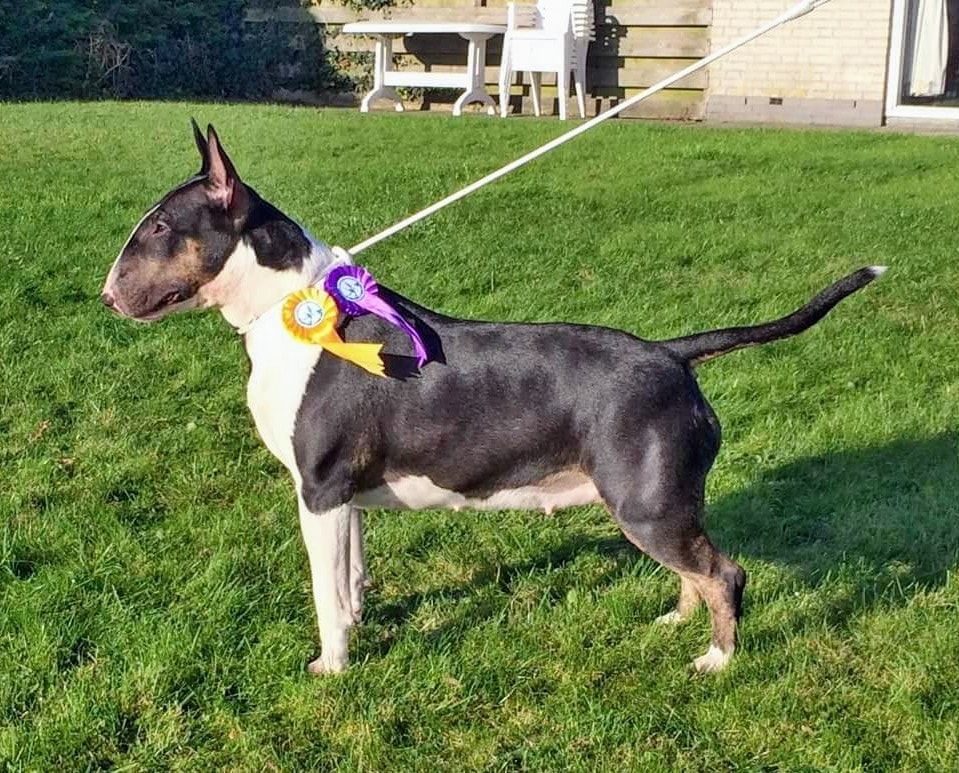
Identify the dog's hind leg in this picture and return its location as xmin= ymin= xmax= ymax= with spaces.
xmin=593 ymin=379 xmax=745 ymax=670
xmin=616 ymin=503 xmax=745 ymax=672
xmin=595 ymin=417 xmax=744 ymax=672
xmin=654 ymin=575 xmax=702 ymax=625
xmin=298 ymin=499 xmax=354 ymax=674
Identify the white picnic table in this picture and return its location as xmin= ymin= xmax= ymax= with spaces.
xmin=342 ymin=21 xmax=507 ymax=116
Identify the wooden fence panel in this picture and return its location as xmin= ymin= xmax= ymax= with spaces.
xmin=249 ymin=1 xmax=711 ymax=119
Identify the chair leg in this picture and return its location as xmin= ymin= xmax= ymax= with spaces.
xmin=556 ymin=68 xmax=568 ymax=120
xmin=498 ymin=43 xmax=513 ymax=117
xmin=499 ymin=63 xmax=511 ymax=117
xmin=574 ymin=65 xmax=587 ymax=118
xmin=530 ymin=72 xmax=542 ymax=117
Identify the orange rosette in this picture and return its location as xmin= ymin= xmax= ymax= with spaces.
xmin=281 ymin=287 xmax=385 ymax=377
xmin=282 ymin=286 xmax=338 ymax=344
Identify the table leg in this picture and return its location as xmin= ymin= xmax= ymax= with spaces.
xmin=360 ymin=36 xmax=403 ymax=113
xmin=453 ymin=34 xmax=497 ymax=116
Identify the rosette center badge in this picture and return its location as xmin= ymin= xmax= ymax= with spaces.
xmin=336 ymin=276 xmax=365 ymax=303
xmin=294 ymin=298 xmax=325 ymax=328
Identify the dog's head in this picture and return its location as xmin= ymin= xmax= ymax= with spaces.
xmin=101 ymin=122 xmax=252 ymax=321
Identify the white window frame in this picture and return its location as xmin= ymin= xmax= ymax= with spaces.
xmin=886 ymin=0 xmax=959 ymax=119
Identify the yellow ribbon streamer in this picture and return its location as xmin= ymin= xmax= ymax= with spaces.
xmin=281 ymin=287 xmax=385 ymax=377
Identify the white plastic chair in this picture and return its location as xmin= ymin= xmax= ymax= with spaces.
xmin=498 ymin=0 xmax=595 ymax=120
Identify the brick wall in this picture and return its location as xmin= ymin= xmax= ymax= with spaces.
xmin=707 ymin=0 xmax=894 ymax=126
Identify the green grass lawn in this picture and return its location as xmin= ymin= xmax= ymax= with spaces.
xmin=2 ymin=102 xmax=958 ymax=770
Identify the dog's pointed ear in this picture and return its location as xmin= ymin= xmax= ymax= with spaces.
xmin=205 ymin=124 xmax=248 ymax=214
xmin=191 ymin=118 xmax=209 ymax=174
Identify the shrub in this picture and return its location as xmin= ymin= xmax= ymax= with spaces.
xmin=0 ymin=1 xmax=347 ymax=100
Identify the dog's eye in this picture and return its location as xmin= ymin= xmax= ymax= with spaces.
xmin=151 ymin=221 xmax=169 ymax=236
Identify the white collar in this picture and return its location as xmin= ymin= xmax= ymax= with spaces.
xmin=235 ymin=245 xmax=354 ymax=335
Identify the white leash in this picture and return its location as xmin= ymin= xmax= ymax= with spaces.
xmin=344 ymin=0 xmax=834 ymax=257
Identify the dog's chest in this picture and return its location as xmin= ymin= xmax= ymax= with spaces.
xmin=244 ymin=311 xmax=321 ymax=475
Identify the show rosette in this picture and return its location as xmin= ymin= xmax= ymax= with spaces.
xmin=280 ymin=266 xmax=430 ymax=375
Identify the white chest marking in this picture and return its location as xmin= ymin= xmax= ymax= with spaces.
xmin=214 ymin=236 xmax=337 ymax=481
xmin=245 ymin=304 xmax=321 ymax=477
xmin=353 ymin=470 xmax=601 ymax=514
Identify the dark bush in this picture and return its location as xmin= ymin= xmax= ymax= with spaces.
xmin=0 ymin=1 xmax=345 ymax=100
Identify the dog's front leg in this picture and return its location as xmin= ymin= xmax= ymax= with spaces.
xmin=298 ymin=498 xmax=353 ymax=674
xmin=349 ymin=507 xmax=367 ymax=624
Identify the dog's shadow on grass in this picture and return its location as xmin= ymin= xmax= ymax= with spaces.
xmin=712 ymin=432 xmax=959 ymax=584
xmin=707 ymin=432 xmax=959 ymax=648
xmin=360 ymin=433 xmax=959 ymax=659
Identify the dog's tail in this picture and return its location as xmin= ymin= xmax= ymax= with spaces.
xmin=660 ymin=266 xmax=886 ymax=366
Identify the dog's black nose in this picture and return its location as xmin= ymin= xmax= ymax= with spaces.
xmin=101 ymin=292 xmax=116 ymax=308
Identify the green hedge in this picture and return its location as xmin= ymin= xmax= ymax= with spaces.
xmin=0 ymin=1 xmax=347 ymax=100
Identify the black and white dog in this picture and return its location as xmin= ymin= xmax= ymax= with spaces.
xmin=102 ymin=123 xmax=883 ymax=675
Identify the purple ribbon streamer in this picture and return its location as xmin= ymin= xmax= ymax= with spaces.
xmin=325 ymin=265 xmax=430 ymax=367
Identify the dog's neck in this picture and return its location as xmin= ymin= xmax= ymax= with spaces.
xmin=197 ymin=202 xmax=345 ymax=332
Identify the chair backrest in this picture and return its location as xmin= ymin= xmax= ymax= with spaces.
xmin=534 ymin=0 xmax=574 ymax=33
xmin=512 ymin=0 xmax=592 ymax=40
xmin=570 ymin=0 xmax=595 ymax=42
xmin=507 ymin=3 xmax=540 ymax=29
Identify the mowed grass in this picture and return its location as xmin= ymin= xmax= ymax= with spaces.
xmin=1 ymin=101 xmax=958 ymax=770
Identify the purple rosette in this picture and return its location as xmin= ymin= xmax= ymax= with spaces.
xmin=325 ymin=265 xmax=430 ymax=367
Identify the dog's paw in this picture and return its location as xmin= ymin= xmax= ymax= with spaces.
xmin=692 ymin=645 xmax=732 ymax=674
xmin=654 ymin=610 xmax=685 ymax=625
xmin=307 ymin=653 xmax=348 ymax=676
